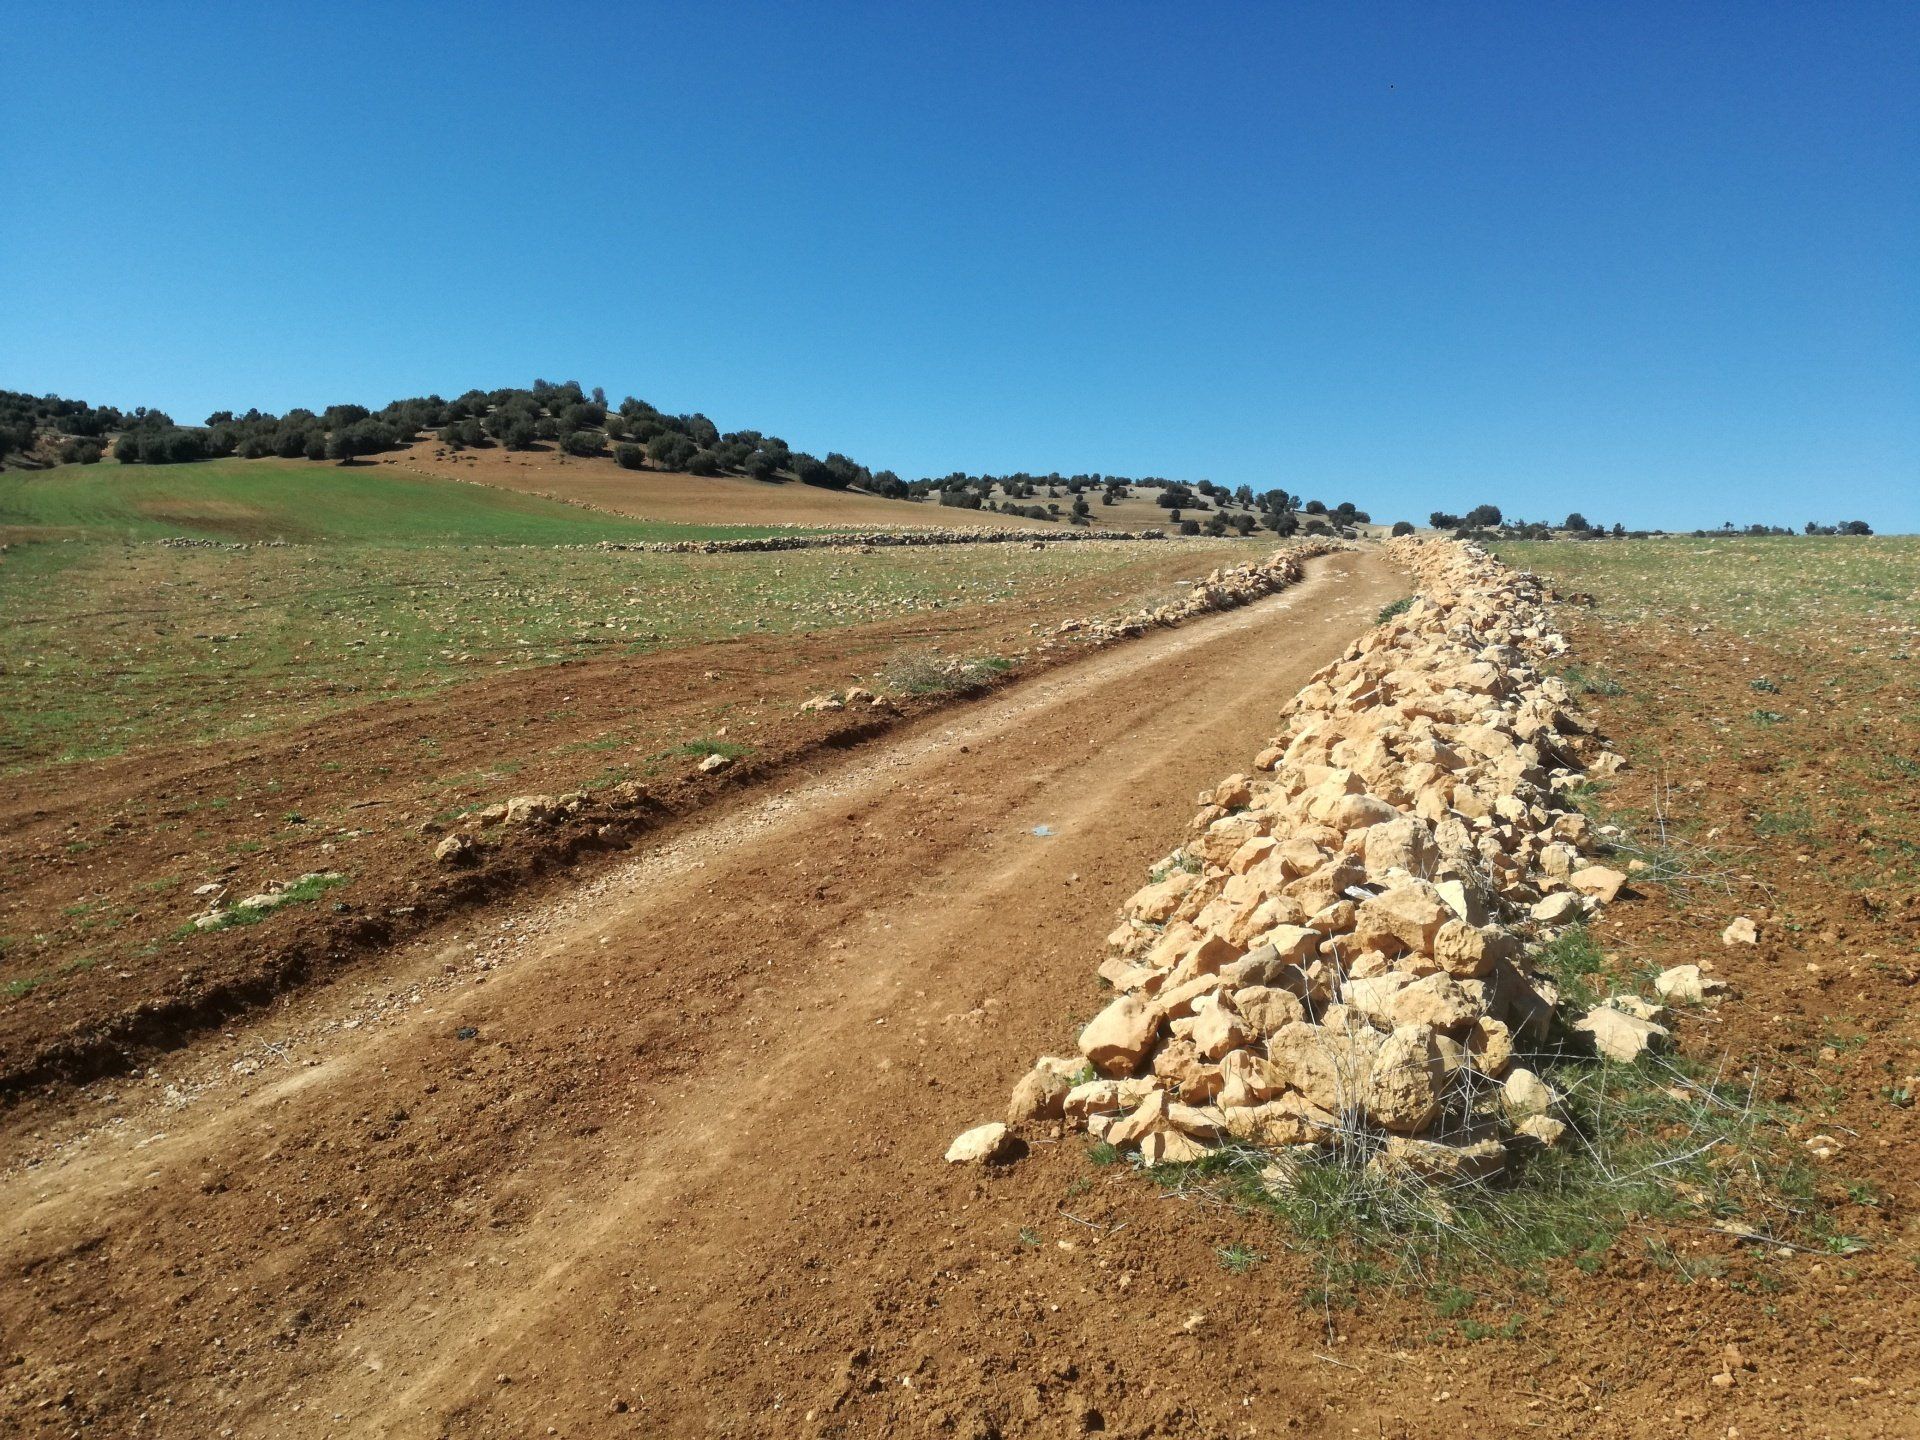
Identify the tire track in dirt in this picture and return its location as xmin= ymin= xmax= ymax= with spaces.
xmin=1 ymin=551 xmax=1407 ymax=1437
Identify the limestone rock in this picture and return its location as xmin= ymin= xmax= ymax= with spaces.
xmin=1388 ymin=973 xmax=1478 ymax=1033
xmin=1501 ymin=1066 xmax=1555 ymax=1117
xmin=1721 ymin=916 xmax=1759 ymax=946
xmin=1574 ymin=1005 xmax=1671 ymax=1062
xmin=1078 ymin=995 xmax=1159 ymax=1075
xmin=946 ymin=1122 xmax=1015 ymax=1164
xmin=1653 ymin=964 xmax=1730 ymax=1005
xmin=1352 ymin=882 xmax=1450 ymax=955
xmin=1364 ymin=1024 xmax=1445 ymax=1133
xmin=1568 ymin=865 xmax=1628 ymax=903
xmin=1007 ymin=1065 xmax=1072 ymax=1125
xmin=433 ymin=832 xmax=477 ymax=865
xmin=1530 ymin=891 xmax=1584 ymax=925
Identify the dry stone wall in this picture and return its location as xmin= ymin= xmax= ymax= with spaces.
xmin=971 ymin=538 xmax=1646 ymax=1182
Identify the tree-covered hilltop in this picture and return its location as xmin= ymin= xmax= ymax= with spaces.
xmin=3 ymin=381 xmax=1381 ymax=527
xmin=1 ymin=380 xmax=906 ymax=494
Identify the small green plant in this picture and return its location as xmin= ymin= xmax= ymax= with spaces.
xmin=1017 ymin=1226 xmax=1042 ymax=1246
xmin=1376 ymin=596 xmax=1415 ymax=623
xmin=1087 ymin=1140 xmax=1121 ymax=1167
xmin=186 ymin=872 xmax=348 ymax=933
xmin=1216 ymin=1242 xmax=1265 ymax=1275
xmin=1561 ymin=664 xmax=1626 ymax=697
xmin=1750 ymin=709 xmax=1786 ymax=725
xmin=1531 ymin=924 xmax=1609 ymax=1011
xmin=1148 ymin=851 xmax=1203 ymax=884
xmin=1429 ymin=1285 xmax=1478 ymax=1319
xmin=1749 ymin=676 xmax=1780 ymax=693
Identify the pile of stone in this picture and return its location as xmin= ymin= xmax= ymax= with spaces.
xmin=1045 ymin=540 xmax=1345 ymax=647
xmin=963 ymin=538 xmax=1655 ymax=1183
xmin=431 ymin=791 xmax=590 ymax=863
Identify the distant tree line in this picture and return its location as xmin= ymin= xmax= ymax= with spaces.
xmin=1426 ymin=504 xmax=1873 ymax=540
xmin=915 ymin=471 xmax=1372 ymax=531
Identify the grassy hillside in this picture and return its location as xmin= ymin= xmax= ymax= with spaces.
xmin=0 ymin=457 xmax=788 ymax=546
xmin=0 ymin=456 xmax=1274 ymax=770
xmin=397 ymin=442 xmax=1051 ymax=531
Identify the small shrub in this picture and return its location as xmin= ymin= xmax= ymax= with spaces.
xmin=877 ymin=653 xmax=1013 ymax=698
xmin=1377 ymin=596 xmax=1414 ymax=623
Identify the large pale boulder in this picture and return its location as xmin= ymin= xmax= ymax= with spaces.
xmin=1352 ymin=882 xmax=1450 ymax=955
xmin=1361 ymin=816 xmax=1439 ymax=877
xmin=1501 ymin=1066 xmax=1555 ymax=1117
xmin=1063 ymin=1077 xmax=1154 ymax=1120
xmin=1530 ymin=891 xmax=1584 ymax=925
xmin=1363 ymin=1024 xmax=1445 ymax=1133
xmin=1375 ymin=1136 xmax=1507 ymax=1184
xmin=1078 ymin=994 xmax=1160 ymax=1075
xmin=1388 ymin=972 xmax=1478 ymax=1033
xmin=1432 ymin=919 xmax=1506 ymax=978
xmin=1269 ymin=1020 xmax=1380 ymax=1114
xmin=1653 ymin=964 xmax=1729 ymax=1005
xmin=1217 ymin=1049 xmax=1290 ymax=1109
xmin=1190 ymin=1002 xmax=1253 ymax=1061
xmin=1231 ymin=985 xmax=1307 ymax=1036
xmin=1466 ymin=1016 xmax=1513 ymax=1076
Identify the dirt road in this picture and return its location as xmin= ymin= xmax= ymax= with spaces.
xmin=2 ymin=555 xmax=1417 ymax=1436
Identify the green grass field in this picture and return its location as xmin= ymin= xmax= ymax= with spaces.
xmin=1 ymin=460 xmax=1271 ymax=772
xmin=1495 ymin=535 xmax=1920 ymax=641
xmin=1497 ymin=534 xmax=1920 ymax=893
xmin=0 ymin=457 xmax=781 ymax=546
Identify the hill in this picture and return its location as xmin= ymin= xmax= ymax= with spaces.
xmin=394 ymin=439 xmax=1057 ymax=530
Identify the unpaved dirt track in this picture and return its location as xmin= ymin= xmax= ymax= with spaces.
xmin=1 ymin=552 xmax=1405 ymax=1437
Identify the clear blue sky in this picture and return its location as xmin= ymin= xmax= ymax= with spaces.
xmin=4 ymin=2 xmax=1915 ymax=531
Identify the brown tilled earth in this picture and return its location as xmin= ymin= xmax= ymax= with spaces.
xmin=392 ymin=442 xmax=1055 ymax=530
xmin=3 ymin=549 xmax=1917 ymax=1439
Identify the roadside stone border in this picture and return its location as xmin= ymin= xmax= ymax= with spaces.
xmin=954 ymin=538 xmax=1676 ymax=1181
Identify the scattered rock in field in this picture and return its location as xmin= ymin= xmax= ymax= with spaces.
xmin=504 ymin=793 xmax=558 ymax=825
xmin=1568 ymin=865 xmax=1629 ymax=903
xmin=1721 ymin=916 xmax=1759 ymax=945
xmin=1653 ymin=964 xmax=1730 ymax=1004
xmin=434 ymin=833 xmax=477 ymax=865
xmin=1803 ymin=1133 xmax=1844 ymax=1161
xmin=697 ymin=753 xmax=733 ymax=774
xmin=1502 ymin=1066 xmax=1555 ymax=1117
xmin=1530 ymin=891 xmax=1584 ymax=925
xmin=1514 ymin=1113 xmax=1568 ymax=1146
xmin=799 ymin=694 xmax=844 ymax=713
xmin=945 ymin=1121 xmax=1016 ymax=1165
xmin=1575 ymin=1004 xmax=1672 ymax=1062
